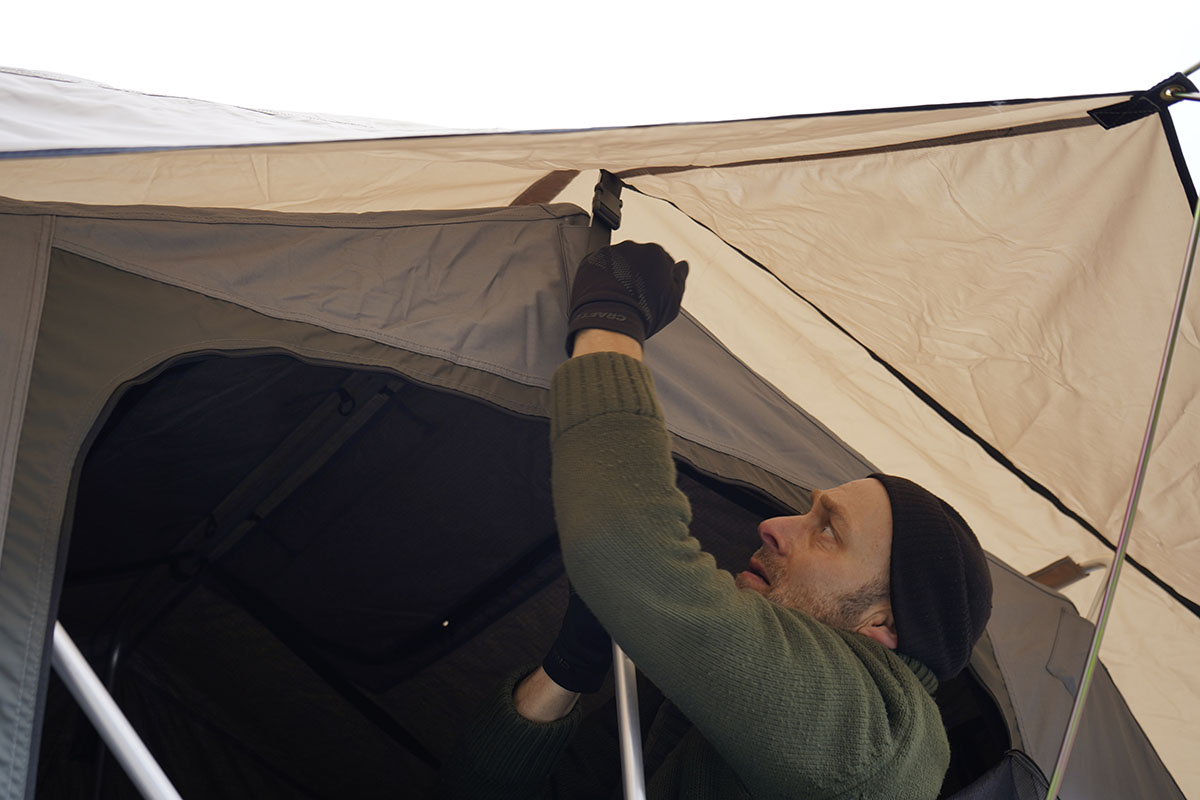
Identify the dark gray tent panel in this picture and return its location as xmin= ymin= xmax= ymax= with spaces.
xmin=0 ymin=195 xmax=1185 ymax=798
xmin=977 ymin=559 xmax=1183 ymax=798
xmin=3 ymin=199 xmax=868 ymax=797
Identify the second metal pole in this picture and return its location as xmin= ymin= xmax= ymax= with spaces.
xmin=1044 ymin=195 xmax=1200 ymax=799
xmin=612 ymin=642 xmax=648 ymax=800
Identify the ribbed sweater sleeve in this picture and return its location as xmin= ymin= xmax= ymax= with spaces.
xmin=442 ymin=670 xmax=583 ymax=800
xmin=549 ymin=352 xmax=948 ymax=800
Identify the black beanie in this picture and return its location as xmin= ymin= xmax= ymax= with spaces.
xmin=870 ymin=474 xmax=993 ymax=681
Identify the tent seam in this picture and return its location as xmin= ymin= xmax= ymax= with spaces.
xmin=3 ymin=200 xmax=577 ymax=229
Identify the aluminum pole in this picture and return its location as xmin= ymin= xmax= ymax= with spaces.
xmin=1044 ymin=197 xmax=1200 ymax=800
xmin=612 ymin=642 xmax=647 ymax=800
xmin=51 ymin=621 xmax=184 ymax=800
xmin=581 ymin=169 xmax=645 ymax=799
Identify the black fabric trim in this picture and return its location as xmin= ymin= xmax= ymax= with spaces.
xmin=1159 ymin=107 xmax=1199 ymax=211
xmin=620 ymin=182 xmax=1200 ymax=620
xmin=1088 ymin=73 xmax=1199 ymax=130
xmin=614 ymin=118 xmax=1097 ymax=180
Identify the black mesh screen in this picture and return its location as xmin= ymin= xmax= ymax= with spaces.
xmin=40 ymin=353 xmax=779 ymax=799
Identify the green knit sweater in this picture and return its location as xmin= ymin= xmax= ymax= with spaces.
xmin=447 ymin=352 xmax=949 ymax=799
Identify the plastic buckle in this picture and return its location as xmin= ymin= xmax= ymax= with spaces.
xmin=592 ymin=169 xmax=623 ymax=231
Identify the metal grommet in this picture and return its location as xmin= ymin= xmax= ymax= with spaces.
xmin=1161 ymin=85 xmax=1185 ymax=101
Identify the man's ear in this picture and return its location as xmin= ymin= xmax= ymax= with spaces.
xmin=857 ymin=607 xmax=898 ymax=650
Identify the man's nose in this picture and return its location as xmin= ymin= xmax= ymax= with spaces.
xmin=758 ymin=516 xmax=798 ymax=555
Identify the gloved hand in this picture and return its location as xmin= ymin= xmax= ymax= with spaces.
xmin=566 ymin=241 xmax=689 ymax=353
xmin=542 ymin=585 xmax=613 ymax=694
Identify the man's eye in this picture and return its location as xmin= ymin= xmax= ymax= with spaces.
xmin=821 ymin=525 xmax=836 ymax=538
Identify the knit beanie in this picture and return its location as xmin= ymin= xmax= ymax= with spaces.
xmin=870 ymin=474 xmax=993 ymax=681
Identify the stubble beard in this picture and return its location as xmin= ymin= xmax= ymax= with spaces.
xmin=753 ymin=547 xmax=888 ymax=633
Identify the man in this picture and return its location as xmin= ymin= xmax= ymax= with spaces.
xmin=445 ymin=242 xmax=993 ymax=799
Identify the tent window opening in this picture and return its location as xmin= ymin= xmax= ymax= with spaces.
xmin=44 ymin=351 xmax=930 ymax=799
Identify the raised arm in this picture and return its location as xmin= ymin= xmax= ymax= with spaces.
xmin=548 ymin=246 xmax=945 ymax=798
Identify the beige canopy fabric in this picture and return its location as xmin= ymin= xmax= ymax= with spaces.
xmin=1 ymin=67 xmax=1198 ymax=796
xmin=623 ymin=116 xmax=1200 ymax=598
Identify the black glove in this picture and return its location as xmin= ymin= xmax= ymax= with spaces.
xmin=566 ymin=241 xmax=689 ymax=353
xmin=542 ymin=585 xmax=613 ymax=693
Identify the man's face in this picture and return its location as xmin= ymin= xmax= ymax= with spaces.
xmin=735 ymin=478 xmax=894 ymax=637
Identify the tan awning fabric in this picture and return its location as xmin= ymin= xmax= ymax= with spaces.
xmin=623 ymin=114 xmax=1200 ymax=602
xmin=0 ymin=96 xmax=1107 ymax=211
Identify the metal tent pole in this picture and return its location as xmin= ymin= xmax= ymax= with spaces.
xmin=613 ymin=643 xmax=648 ymax=800
xmin=582 ymin=168 xmax=647 ymax=799
xmin=1044 ymin=194 xmax=1200 ymax=800
xmin=51 ymin=621 xmax=183 ymax=800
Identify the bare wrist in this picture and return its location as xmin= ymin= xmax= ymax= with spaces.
xmin=513 ymin=666 xmax=581 ymax=722
xmin=570 ymin=329 xmax=644 ymax=361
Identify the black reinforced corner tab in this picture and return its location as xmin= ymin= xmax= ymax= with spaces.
xmin=1089 ymin=72 xmax=1200 ymax=130
xmin=587 ymin=169 xmax=623 ymax=252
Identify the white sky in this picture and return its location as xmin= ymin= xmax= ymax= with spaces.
xmin=4 ymin=0 xmax=1198 ymax=171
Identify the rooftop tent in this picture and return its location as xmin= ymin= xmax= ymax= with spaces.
xmin=1 ymin=67 xmax=1198 ymax=798
xmin=3 ymin=200 xmax=1185 ymax=800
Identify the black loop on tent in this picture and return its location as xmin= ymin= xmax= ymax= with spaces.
xmin=1087 ymin=72 xmax=1199 ymax=129
xmin=336 ymin=387 xmax=356 ymax=416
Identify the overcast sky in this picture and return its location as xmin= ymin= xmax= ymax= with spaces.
xmin=4 ymin=1 xmax=1198 ymax=170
